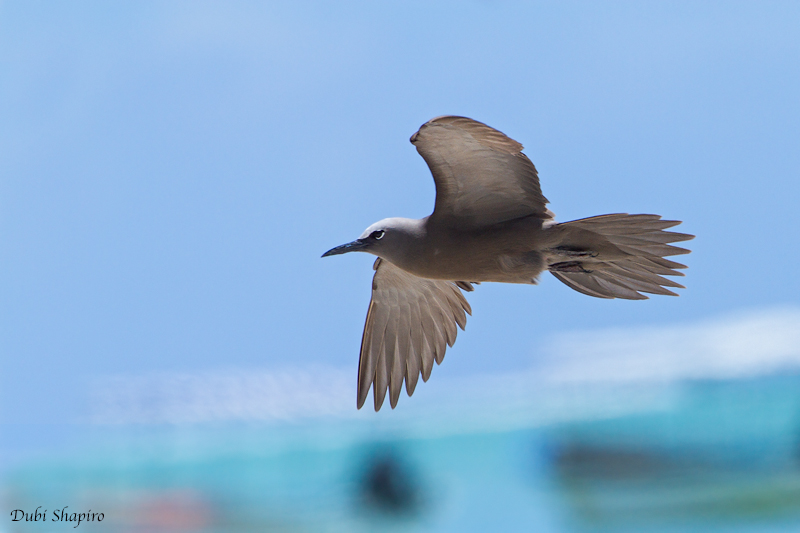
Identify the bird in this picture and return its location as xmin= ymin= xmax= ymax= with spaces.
xmin=323 ymin=116 xmax=694 ymax=412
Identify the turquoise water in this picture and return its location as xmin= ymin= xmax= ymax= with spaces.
xmin=4 ymin=376 xmax=800 ymax=532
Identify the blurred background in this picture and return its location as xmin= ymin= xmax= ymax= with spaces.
xmin=2 ymin=1 xmax=800 ymax=531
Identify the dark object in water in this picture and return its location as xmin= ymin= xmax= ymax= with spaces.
xmin=361 ymin=454 xmax=420 ymax=514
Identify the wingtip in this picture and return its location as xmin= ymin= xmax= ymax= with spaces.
xmin=405 ymin=376 xmax=418 ymax=397
xmin=373 ymin=388 xmax=387 ymax=412
xmin=357 ymin=381 xmax=370 ymax=410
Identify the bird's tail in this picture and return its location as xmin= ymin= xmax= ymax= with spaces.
xmin=545 ymin=214 xmax=694 ymax=300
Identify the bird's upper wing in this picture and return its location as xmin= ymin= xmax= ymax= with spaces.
xmin=358 ymin=258 xmax=473 ymax=411
xmin=410 ymin=116 xmax=551 ymax=228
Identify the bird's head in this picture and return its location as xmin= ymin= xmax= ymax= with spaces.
xmin=322 ymin=218 xmax=424 ymax=261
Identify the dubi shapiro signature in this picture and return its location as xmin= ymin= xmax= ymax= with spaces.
xmin=10 ymin=506 xmax=104 ymax=528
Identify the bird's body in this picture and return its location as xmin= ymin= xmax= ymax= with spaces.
xmin=323 ymin=116 xmax=694 ymax=411
xmin=369 ymin=215 xmax=550 ymax=284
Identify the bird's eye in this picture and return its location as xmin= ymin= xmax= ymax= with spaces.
xmin=371 ymin=230 xmax=385 ymax=240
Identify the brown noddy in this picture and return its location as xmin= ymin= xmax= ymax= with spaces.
xmin=323 ymin=116 xmax=694 ymax=411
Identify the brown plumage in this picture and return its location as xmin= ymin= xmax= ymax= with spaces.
xmin=323 ymin=116 xmax=694 ymax=411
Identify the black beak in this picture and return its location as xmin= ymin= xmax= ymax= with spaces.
xmin=321 ymin=239 xmax=368 ymax=258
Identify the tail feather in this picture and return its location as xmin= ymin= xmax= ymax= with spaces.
xmin=549 ymin=214 xmax=694 ymax=300
xmin=627 ymin=254 xmax=687 ymax=276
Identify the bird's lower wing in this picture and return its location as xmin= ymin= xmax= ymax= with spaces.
xmin=358 ymin=258 xmax=473 ymax=411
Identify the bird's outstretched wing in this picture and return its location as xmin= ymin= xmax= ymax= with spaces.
xmin=410 ymin=115 xmax=551 ymax=228
xmin=358 ymin=258 xmax=473 ymax=411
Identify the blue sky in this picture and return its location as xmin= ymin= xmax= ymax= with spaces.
xmin=2 ymin=1 xmax=800 ymax=446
